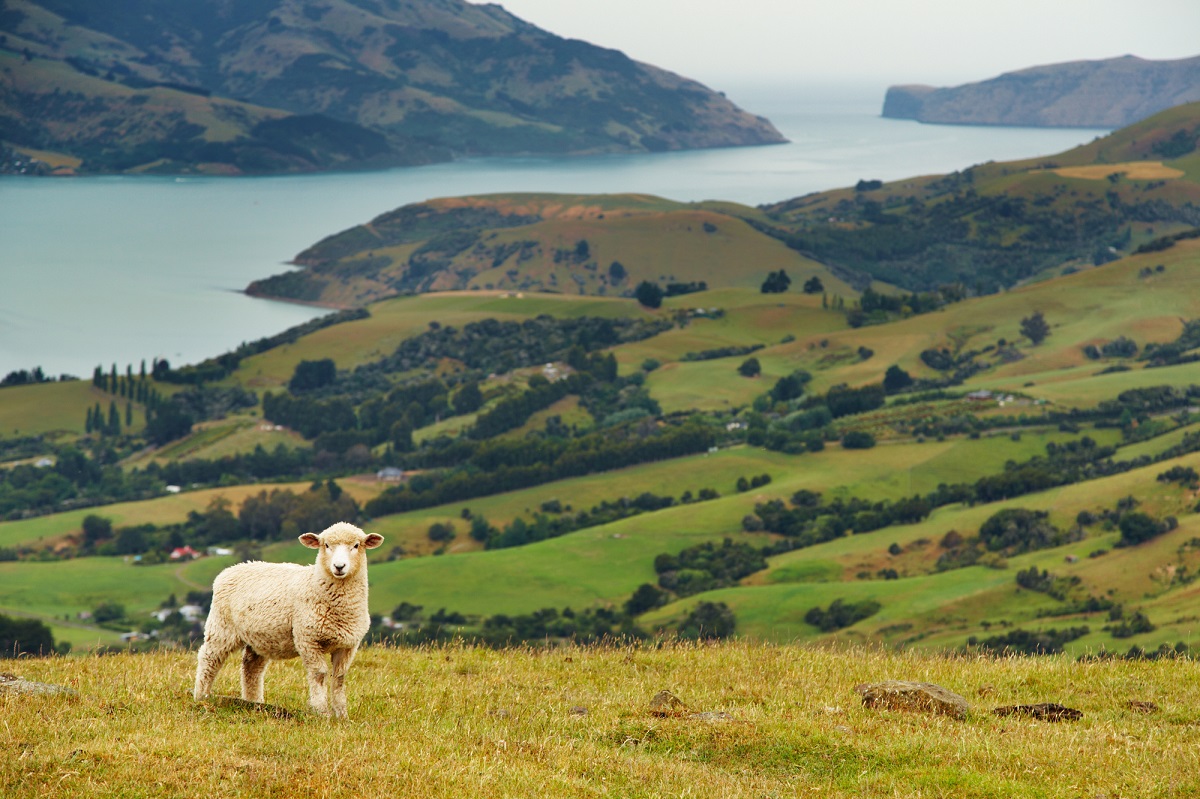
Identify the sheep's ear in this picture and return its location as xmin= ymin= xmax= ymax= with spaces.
xmin=363 ymin=533 xmax=385 ymax=549
xmin=299 ymin=533 xmax=321 ymax=549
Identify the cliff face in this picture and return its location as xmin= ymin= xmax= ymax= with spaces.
xmin=883 ymin=55 xmax=1200 ymax=128
xmin=0 ymin=0 xmax=784 ymax=174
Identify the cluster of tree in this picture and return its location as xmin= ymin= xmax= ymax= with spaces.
xmin=978 ymin=508 xmax=1065 ymax=554
xmin=1157 ymin=465 xmax=1199 ymax=488
xmin=0 ymin=366 xmax=57 ymax=388
xmin=73 ymin=483 xmax=358 ymax=558
xmin=1082 ymin=336 xmax=1138 ymax=360
xmin=804 ymin=598 xmax=882 ymax=632
xmin=1107 ymin=609 xmax=1157 ymax=639
xmin=845 ymin=285 xmax=964 ymax=328
xmin=373 ymin=602 xmax=643 ymax=647
xmin=471 ymin=372 xmax=591 ymax=440
xmin=0 ymin=613 xmax=61 ymax=658
xmin=663 ymin=281 xmax=708 ymax=297
xmin=966 ymin=626 xmax=1090 ymax=655
xmin=652 ymin=539 xmax=768 ymax=598
xmin=363 ymin=315 xmax=670 ymax=379
xmin=749 ymin=489 xmax=934 ymax=545
xmin=760 ymin=269 xmax=791 ymax=294
xmin=365 ymin=419 xmax=717 ymax=517
xmin=1142 ymin=319 xmax=1200 ymax=368
xmin=680 ymin=344 xmax=763 ymax=362
xmin=480 ymin=486 xmax=720 ymax=551
xmin=0 ymin=445 xmax=163 ymax=521
xmin=1015 ymin=566 xmax=1080 ymax=601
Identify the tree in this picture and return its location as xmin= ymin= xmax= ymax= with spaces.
xmin=677 ymin=601 xmax=736 ymax=640
xmin=802 ymin=276 xmax=824 ymax=294
xmin=1020 ymin=310 xmax=1050 ymax=345
xmin=883 ymin=365 xmax=913 ymax=393
xmin=841 ymin=431 xmax=876 ymax=449
xmin=608 ymin=261 xmax=627 ymax=283
xmin=760 ymin=269 xmax=791 ymax=294
xmin=289 ymin=359 xmax=337 ymax=391
xmin=452 ymin=382 xmax=484 ymax=414
xmin=738 ymin=357 xmax=761 ymax=378
xmin=0 ymin=613 xmax=55 ymax=658
xmin=427 ymin=522 xmax=456 ymax=543
xmin=634 ymin=281 xmax=664 ymax=309
xmin=82 ymin=514 xmax=113 ymax=547
xmin=624 ymin=583 xmax=666 ymax=616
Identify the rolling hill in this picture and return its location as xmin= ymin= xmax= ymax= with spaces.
xmin=251 ymin=103 xmax=1200 ymax=304
xmin=3 ymin=96 xmax=1200 ymax=665
xmin=883 ymin=54 xmax=1200 ymax=128
xmin=0 ymin=0 xmax=783 ymax=174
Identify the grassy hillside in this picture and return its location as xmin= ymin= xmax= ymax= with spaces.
xmin=1 ymin=0 xmax=782 ymax=174
xmin=247 ymin=194 xmax=850 ymax=306
xmin=3 ymin=644 xmax=1198 ymax=798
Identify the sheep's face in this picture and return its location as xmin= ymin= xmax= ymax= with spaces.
xmin=300 ymin=522 xmax=384 ymax=580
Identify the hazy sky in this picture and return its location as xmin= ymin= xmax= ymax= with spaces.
xmin=476 ymin=0 xmax=1200 ymax=88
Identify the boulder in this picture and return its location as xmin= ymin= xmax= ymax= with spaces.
xmin=855 ymin=680 xmax=970 ymax=720
xmin=0 ymin=672 xmax=76 ymax=697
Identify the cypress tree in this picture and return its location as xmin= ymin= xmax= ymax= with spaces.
xmin=110 ymin=364 xmax=118 ymax=393
xmin=85 ymin=406 xmax=94 ymax=434
xmin=108 ymin=401 xmax=120 ymax=435
xmin=125 ymin=401 xmax=133 ymax=427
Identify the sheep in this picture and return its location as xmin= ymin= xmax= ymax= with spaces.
xmin=193 ymin=521 xmax=384 ymax=718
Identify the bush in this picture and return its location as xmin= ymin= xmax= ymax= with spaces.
xmin=978 ymin=508 xmax=1059 ymax=553
xmin=738 ymin=357 xmax=761 ymax=378
xmin=841 ymin=431 xmax=876 ymax=449
xmin=804 ymin=598 xmax=881 ymax=631
xmin=1117 ymin=512 xmax=1164 ymax=546
xmin=427 ymin=522 xmax=457 ymax=543
xmin=635 ymin=281 xmax=664 ymax=309
xmin=677 ymin=601 xmax=736 ymax=640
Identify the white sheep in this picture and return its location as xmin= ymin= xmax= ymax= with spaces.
xmin=193 ymin=521 xmax=384 ymax=718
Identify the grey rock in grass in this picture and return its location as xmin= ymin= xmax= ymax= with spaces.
xmin=855 ymin=680 xmax=970 ymax=720
xmin=649 ymin=690 xmax=686 ymax=717
xmin=688 ymin=711 xmax=734 ymax=722
xmin=0 ymin=672 xmax=77 ymax=697
xmin=568 ymin=706 xmax=588 ymax=716
xmin=992 ymin=703 xmax=1082 ymax=722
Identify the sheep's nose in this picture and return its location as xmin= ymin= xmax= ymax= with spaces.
xmin=333 ymin=563 xmax=346 ymax=573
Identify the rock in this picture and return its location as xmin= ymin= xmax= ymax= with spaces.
xmin=649 ymin=690 xmax=686 ymax=717
xmin=855 ymin=680 xmax=970 ymax=720
xmin=1127 ymin=700 xmax=1159 ymax=714
xmin=568 ymin=706 xmax=588 ymax=716
xmin=0 ymin=672 xmax=76 ymax=697
xmin=977 ymin=684 xmax=996 ymax=697
xmin=992 ymin=703 xmax=1082 ymax=722
xmin=688 ymin=711 xmax=733 ymax=722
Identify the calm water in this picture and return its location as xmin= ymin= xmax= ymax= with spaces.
xmin=0 ymin=84 xmax=1107 ymax=377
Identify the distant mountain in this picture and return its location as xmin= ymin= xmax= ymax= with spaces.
xmin=883 ymin=55 xmax=1200 ymax=128
xmin=0 ymin=0 xmax=783 ymax=175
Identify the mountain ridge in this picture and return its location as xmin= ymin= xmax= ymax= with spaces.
xmin=0 ymin=0 xmax=784 ymax=174
xmin=883 ymin=55 xmax=1200 ymax=128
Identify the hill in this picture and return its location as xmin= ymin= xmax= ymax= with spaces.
xmin=252 ymin=104 xmax=1200 ymax=302
xmin=246 ymin=194 xmax=856 ymax=306
xmin=883 ymin=55 xmax=1200 ymax=128
xmin=0 ymin=0 xmax=783 ymax=175
xmin=4 ymin=645 xmax=1199 ymax=797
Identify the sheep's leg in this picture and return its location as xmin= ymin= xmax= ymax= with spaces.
xmin=193 ymin=634 xmax=239 ymax=701
xmin=240 ymin=646 xmax=268 ymax=703
xmin=297 ymin=645 xmax=330 ymax=716
xmin=329 ymin=647 xmax=356 ymax=719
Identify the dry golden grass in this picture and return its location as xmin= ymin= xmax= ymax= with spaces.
xmin=3 ymin=643 xmax=1196 ymax=798
xmin=1050 ymin=161 xmax=1184 ymax=180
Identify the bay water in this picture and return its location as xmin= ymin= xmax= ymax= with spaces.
xmin=0 ymin=84 xmax=1107 ymax=378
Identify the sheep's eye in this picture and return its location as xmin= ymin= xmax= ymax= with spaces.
xmin=324 ymin=544 xmax=329 ymax=550
xmin=354 ymin=544 xmax=360 ymax=550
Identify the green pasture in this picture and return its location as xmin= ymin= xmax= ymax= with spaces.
xmin=232 ymin=291 xmax=638 ymax=390
xmin=0 ymin=480 xmax=386 ymax=550
xmin=0 ymin=380 xmax=132 ymax=439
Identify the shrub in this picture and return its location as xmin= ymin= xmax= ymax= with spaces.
xmin=804 ymin=598 xmax=881 ymax=631
xmin=841 ymin=431 xmax=876 ymax=449
xmin=677 ymin=601 xmax=736 ymax=640
xmin=738 ymin=357 xmax=761 ymax=378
